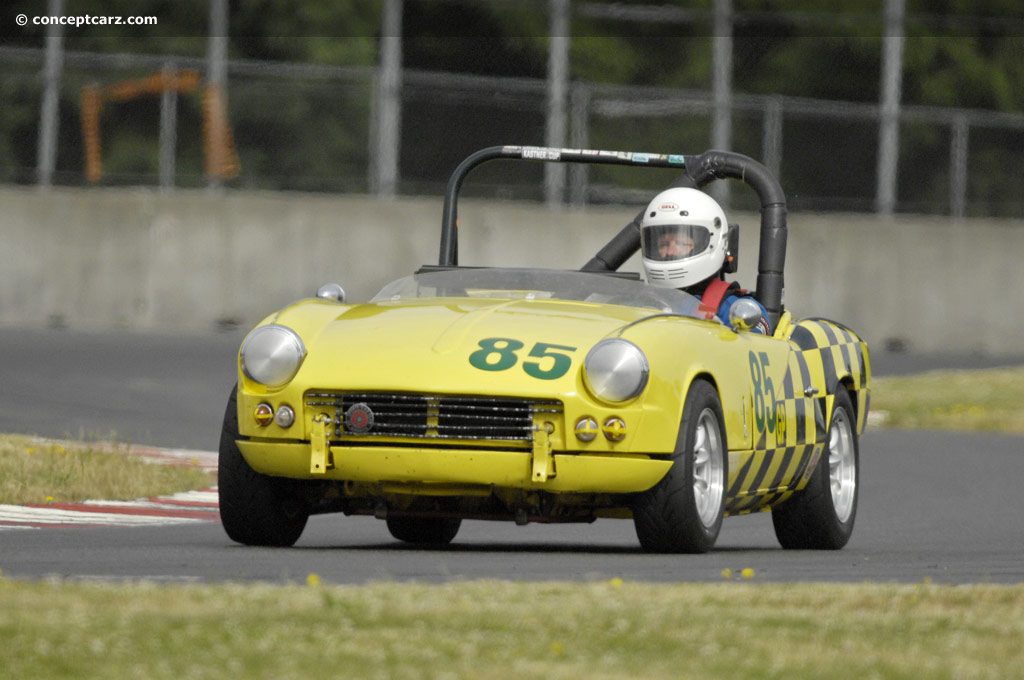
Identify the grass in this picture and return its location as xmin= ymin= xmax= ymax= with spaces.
xmin=870 ymin=365 xmax=1024 ymax=434
xmin=0 ymin=434 xmax=214 ymax=506
xmin=1 ymin=369 xmax=1023 ymax=678
xmin=0 ymin=578 xmax=1021 ymax=680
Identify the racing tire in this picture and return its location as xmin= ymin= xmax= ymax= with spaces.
xmin=218 ymin=387 xmax=310 ymax=547
xmin=771 ymin=388 xmax=858 ymax=550
xmin=633 ymin=379 xmax=728 ymax=554
xmin=385 ymin=516 xmax=462 ymax=545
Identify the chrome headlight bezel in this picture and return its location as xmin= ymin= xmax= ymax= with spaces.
xmin=583 ymin=338 xmax=650 ymax=404
xmin=240 ymin=324 xmax=307 ymax=388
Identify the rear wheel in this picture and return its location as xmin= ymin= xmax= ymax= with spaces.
xmin=772 ymin=388 xmax=858 ymax=549
xmin=633 ymin=380 xmax=727 ymax=554
xmin=386 ymin=516 xmax=462 ymax=545
xmin=218 ymin=387 xmax=309 ymax=547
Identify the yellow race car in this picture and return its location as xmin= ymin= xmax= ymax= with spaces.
xmin=218 ymin=147 xmax=869 ymax=553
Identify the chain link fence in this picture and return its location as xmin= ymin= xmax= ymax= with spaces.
xmin=3 ymin=44 xmax=1024 ymax=217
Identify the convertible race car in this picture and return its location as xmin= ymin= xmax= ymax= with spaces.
xmin=218 ymin=146 xmax=869 ymax=553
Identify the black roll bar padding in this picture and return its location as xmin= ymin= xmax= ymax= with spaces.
xmin=439 ymin=147 xmax=509 ymax=267
xmin=438 ymin=146 xmax=787 ymax=328
xmin=683 ymin=150 xmax=787 ymax=327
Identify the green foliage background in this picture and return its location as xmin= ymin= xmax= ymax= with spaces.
xmin=3 ymin=0 xmax=1024 ymax=212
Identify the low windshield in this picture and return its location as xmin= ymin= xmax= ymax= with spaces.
xmin=371 ymin=268 xmax=710 ymax=319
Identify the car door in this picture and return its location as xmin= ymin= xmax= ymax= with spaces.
xmin=726 ymin=332 xmax=823 ymax=513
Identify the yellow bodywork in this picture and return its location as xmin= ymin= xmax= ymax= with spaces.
xmin=235 ymin=293 xmax=869 ymax=516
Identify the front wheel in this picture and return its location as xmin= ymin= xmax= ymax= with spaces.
xmin=218 ymin=387 xmax=309 ymax=547
xmin=772 ymin=388 xmax=859 ymax=549
xmin=633 ymin=379 xmax=727 ymax=554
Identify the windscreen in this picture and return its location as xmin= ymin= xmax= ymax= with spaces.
xmin=371 ymin=268 xmax=708 ymax=318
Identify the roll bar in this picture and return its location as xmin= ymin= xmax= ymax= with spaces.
xmin=438 ymin=145 xmax=787 ymax=328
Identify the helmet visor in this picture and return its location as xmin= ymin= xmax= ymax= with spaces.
xmin=641 ymin=224 xmax=713 ymax=262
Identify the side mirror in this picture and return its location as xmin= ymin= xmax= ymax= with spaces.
xmin=722 ymin=223 xmax=739 ymax=274
xmin=728 ymin=298 xmax=762 ymax=332
xmin=316 ymin=283 xmax=346 ymax=303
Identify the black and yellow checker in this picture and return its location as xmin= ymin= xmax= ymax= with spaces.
xmin=725 ymin=317 xmax=870 ymax=515
xmin=790 ymin=318 xmax=871 ymax=436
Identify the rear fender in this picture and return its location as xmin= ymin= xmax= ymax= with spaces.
xmin=788 ymin=318 xmax=871 ymax=436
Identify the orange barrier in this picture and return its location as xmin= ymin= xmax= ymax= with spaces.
xmin=80 ymin=69 xmax=240 ymax=183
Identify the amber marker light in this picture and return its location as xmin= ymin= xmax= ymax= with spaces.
xmin=602 ymin=417 xmax=627 ymax=442
xmin=254 ymin=403 xmax=274 ymax=426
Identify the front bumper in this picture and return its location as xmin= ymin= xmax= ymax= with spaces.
xmin=237 ymin=439 xmax=671 ymax=495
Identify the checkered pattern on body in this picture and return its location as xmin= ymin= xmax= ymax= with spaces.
xmin=725 ymin=318 xmax=869 ymax=515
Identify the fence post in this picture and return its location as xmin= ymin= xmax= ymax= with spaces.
xmin=950 ymin=113 xmax=969 ymax=219
xmin=36 ymin=0 xmax=64 ymax=188
xmin=711 ymin=0 xmax=733 ymax=207
xmin=545 ymin=0 xmax=570 ymax=208
xmin=569 ymin=82 xmax=590 ymax=207
xmin=159 ymin=62 xmax=178 ymax=192
xmin=372 ymin=0 xmax=402 ymax=198
xmin=207 ymin=0 xmax=228 ymax=191
xmin=762 ymin=96 xmax=783 ymax=177
xmin=876 ymin=0 xmax=904 ymax=216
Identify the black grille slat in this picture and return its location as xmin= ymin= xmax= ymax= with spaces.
xmin=436 ymin=413 xmax=529 ymax=422
xmin=305 ymin=391 xmax=561 ymax=442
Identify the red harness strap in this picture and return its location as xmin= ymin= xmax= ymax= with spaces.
xmin=698 ymin=278 xmax=739 ymax=318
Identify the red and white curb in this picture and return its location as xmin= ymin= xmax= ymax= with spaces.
xmin=0 ymin=489 xmax=220 ymax=530
xmin=0 ymin=443 xmax=220 ymax=531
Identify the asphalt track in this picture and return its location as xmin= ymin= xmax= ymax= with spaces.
xmin=1 ymin=328 xmax=1023 ymax=584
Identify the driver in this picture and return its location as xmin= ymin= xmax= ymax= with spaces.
xmin=640 ymin=187 xmax=771 ymax=334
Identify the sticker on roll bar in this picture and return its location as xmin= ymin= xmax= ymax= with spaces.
xmin=501 ymin=145 xmax=688 ymax=168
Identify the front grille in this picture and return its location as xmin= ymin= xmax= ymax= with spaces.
xmin=305 ymin=391 xmax=562 ymax=442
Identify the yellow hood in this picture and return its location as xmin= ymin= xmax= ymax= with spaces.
xmin=273 ymin=296 xmax=657 ymax=396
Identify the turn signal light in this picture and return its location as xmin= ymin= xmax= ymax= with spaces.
xmin=254 ymin=403 xmax=274 ymax=426
xmin=602 ymin=417 xmax=627 ymax=442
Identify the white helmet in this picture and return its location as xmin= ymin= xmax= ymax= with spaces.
xmin=640 ymin=187 xmax=728 ymax=289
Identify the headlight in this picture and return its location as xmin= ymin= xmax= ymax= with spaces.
xmin=240 ymin=324 xmax=306 ymax=387
xmin=583 ymin=338 xmax=649 ymax=403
